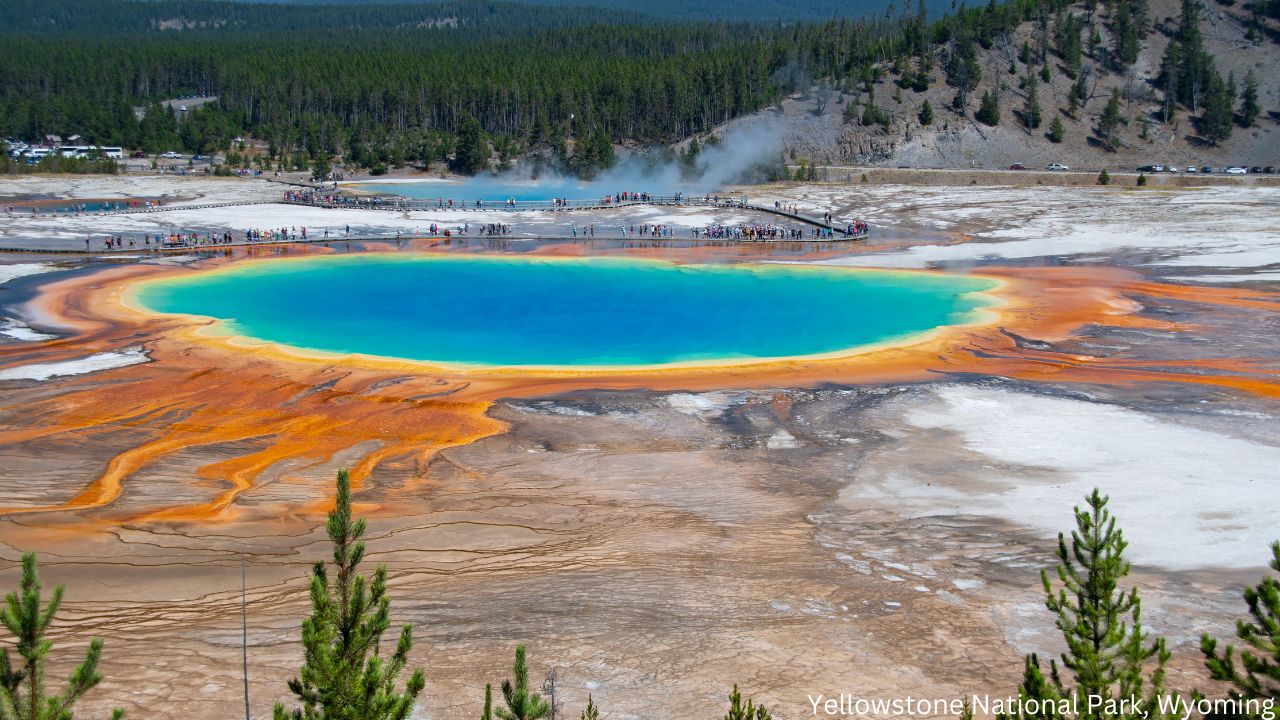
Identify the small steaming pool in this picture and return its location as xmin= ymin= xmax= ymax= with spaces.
xmin=133 ymin=255 xmax=998 ymax=367
xmin=348 ymin=177 xmax=694 ymax=202
xmin=351 ymin=179 xmax=591 ymax=202
xmin=4 ymin=197 xmax=161 ymax=213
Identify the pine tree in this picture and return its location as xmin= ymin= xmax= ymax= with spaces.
xmin=450 ymin=115 xmax=491 ymax=176
xmin=1199 ymin=71 xmax=1234 ymax=146
xmin=861 ymin=102 xmax=886 ymax=127
xmin=1239 ymin=70 xmax=1260 ymax=127
xmin=1160 ymin=0 xmax=1209 ymax=113
xmin=1023 ymin=75 xmax=1043 ymax=129
xmin=1073 ymin=73 xmax=1090 ymax=112
xmin=1054 ymin=12 xmax=1084 ymax=77
xmin=911 ymin=56 xmax=932 ymax=91
xmin=1156 ymin=44 xmax=1178 ymax=124
xmin=310 ymin=156 xmax=332 ymax=181
xmin=0 ymin=553 xmax=124 ymax=720
xmin=1095 ymin=89 xmax=1124 ymax=150
xmin=724 ymin=685 xmax=772 ymax=720
xmin=919 ymin=99 xmax=934 ymax=126
xmin=1132 ymin=0 xmax=1151 ymax=40
xmin=570 ymin=125 xmax=615 ymax=179
xmin=680 ymin=137 xmax=701 ymax=178
xmin=482 ymin=684 xmax=493 ymax=720
xmin=976 ymin=89 xmax=1001 ymax=126
xmin=496 ymin=646 xmax=550 ymax=720
xmin=842 ymin=99 xmax=859 ymax=124
xmin=1097 ymin=169 xmax=1111 ymax=185
xmin=1200 ymin=542 xmax=1280 ymax=708
xmin=1048 ymin=116 xmax=1065 ymax=143
xmin=274 ymin=470 xmax=426 ymax=720
xmin=997 ymin=489 xmax=1174 ymax=720
xmin=945 ymin=31 xmax=982 ymax=106
xmin=1111 ymin=0 xmax=1141 ymax=70
xmin=579 ymin=695 xmax=599 ymax=720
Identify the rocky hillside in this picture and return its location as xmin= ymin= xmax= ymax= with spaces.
xmin=719 ymin=0 xmax=1279 ymax=171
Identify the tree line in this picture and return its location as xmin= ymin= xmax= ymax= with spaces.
xmin=5 ymin=473 xmax=1278 ymax=719
xmin=0 ymin=0 xmax=1083 ymax=178
xmin=1159 ymin=0 xmax=1263 ymax=146
xmin=940 ymin=0 xmax=1265 ymax=150
xmin=2 ymin=0 xmax=1270 ymax=177
xmin=0 ymin=0 xmax=656 ymax=36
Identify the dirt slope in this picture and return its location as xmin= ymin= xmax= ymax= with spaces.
xmin=719 ymin=0 xmax=1279 ymax=171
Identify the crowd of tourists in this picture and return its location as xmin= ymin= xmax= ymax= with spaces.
xmin=68 ymin=188 xmax=867 ymax=250
xmin=286 ymin=191 xmax=520 ymax=210
xmin=284 ymin=190 xmax=435 ymax=208
xmin=281 ymin=189 xmax=772 ymax=214
xmin=696 ymin=224 xmax=798 ymax=240
xmin=82 ymin=217 xmax=865 ymax=250
xmin=694 ymin=222 xmax=866 ymax=241
xmin=93 ymin=231 xmax=235 ymax=250
xmin=422 ymin=222 xmax=512 ymax=237
xmin=768 ymin=204 xmax=865 ymax=237
xmin=89 ymin=227 xmax=314 ymax=250
xmin=5 ymin=199 xmax=163 ymax=216
xmin=618 ymin=224 xmax=672 ymax=238
xmin=283 ymin=190 xmax=371 ymax=206
xmin=477 ymin=223 xmax=513 ymax=236
xmin=82 ymin=221 xmax=531 ymax=250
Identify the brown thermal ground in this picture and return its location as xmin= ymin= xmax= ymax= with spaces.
xmin=0 ymin=185 xmax=1277 ymax=720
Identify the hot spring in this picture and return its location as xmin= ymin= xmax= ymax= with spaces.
xmin=132 ymin=255 xmax=999 ymax=368
xmin=348 ymin=178 xmax=683 ymax=202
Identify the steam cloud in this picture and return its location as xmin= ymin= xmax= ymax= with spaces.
xmin=452 ymin=117 xmax=786 ymax=199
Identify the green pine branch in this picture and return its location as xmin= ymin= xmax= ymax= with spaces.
xmin=495 ymin=646 xmax=550 ymax=720
xmin=1201 ymin=542 xmax=1280 ymax=711
xmin=724 ymin=684 xmax=772 ymax=720
xmin=0 ymin=552 xmax=124 ymax=720
xmin=999 ymin=489 xmax=1174 ymax=720
xmin=274 ymin=469 xmax=425 ymax=720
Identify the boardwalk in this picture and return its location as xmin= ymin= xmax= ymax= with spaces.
xmin=0 ymin=192 xmax=869 ymax=254
xmin=282 ymin=193 xmax=867 ymax=235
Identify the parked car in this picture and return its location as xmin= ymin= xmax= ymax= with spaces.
xmin=1046 ymin=163 xmax=1069 ymax=171
xmin=1009 ymin=163 xmax=1026 ymax=170
xmin=1185 ymin=166 xmax=1197 ymax=173
xmin=1251 ymin=166 xmax=1263 ymax=174
xmin=1152 ymin=164 xmax=1165 ymax=173
xmin=1166 ymin=165 xmax=1179 ymax=173
xmin=1225 ymin=166 xmax=1248 ymax=174
xmin=1265 ymin=166 xmax=1276 ymax=174
xmin=161 ymin=151 xmax=181 ymax=159
xmin=1201 ymin=166 xmax=1214 ymax=174
xmin=131 ymin=150 xmax=146 ymax=158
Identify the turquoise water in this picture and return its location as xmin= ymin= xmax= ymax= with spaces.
xmin=135 ymin=255 xmax=997 ymax=367
xmin=352 ymin=177 xmax=696 ymax=202
xmin=354 ymin=179 xmax=585 ymax=202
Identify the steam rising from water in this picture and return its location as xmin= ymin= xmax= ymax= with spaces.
xmin=359 ymin=120 xmax=785 ymax=200
xmin=609 ymin=118 xmax=787 ymax=192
